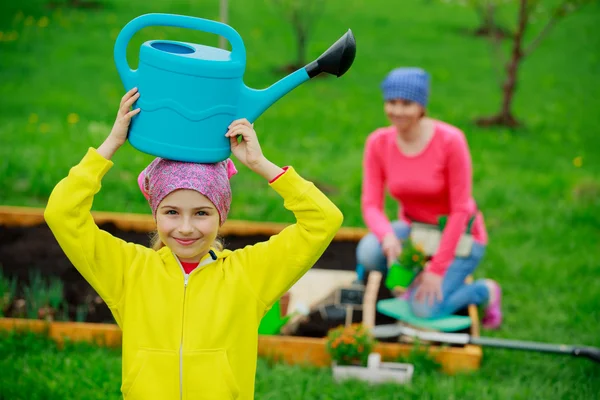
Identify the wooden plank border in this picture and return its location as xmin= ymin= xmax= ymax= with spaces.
xmin=0 ymin=318 xmax=481 ymax=374
xmin=0 ymin=205 xmax=368 ymax=241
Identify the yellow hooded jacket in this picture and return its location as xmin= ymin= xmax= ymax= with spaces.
xmin=44 ymin=148 xmax=343 ymax=400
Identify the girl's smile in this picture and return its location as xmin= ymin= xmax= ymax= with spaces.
xmin=174 ymin=238 xmax=199 ymax=246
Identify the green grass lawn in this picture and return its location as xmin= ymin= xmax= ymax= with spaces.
xmin=1 ymin=0 xmax=599 ymax=398
xmin=1 ymin=331 xmax=599 ymax=400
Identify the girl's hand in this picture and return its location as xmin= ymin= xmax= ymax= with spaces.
xmin=225 ymin=119 xmax=283 ymax=180
xmin=225 ymin=118 xmax=264 ymax=168
xmin=109 ymin=87 xmax=141 ymax=145
xmin=98 ymin=87 xmax=141 ymax=160
xmin=414 ymin=271 xmax=443 ymax=307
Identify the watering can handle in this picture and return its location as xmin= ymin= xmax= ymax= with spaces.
xmin=114 ymin=13 xmax=245 ymax=90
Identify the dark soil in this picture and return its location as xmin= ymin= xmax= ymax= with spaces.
xmin=0 ymin=223 xmax=362 ymax=331
xmin=1 ymin=223 xmax=473 ymax=340
xmin=0 ymin=223 xmax=473 ymax=338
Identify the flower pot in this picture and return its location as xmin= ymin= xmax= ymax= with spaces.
xmin=258 ymin=299 xmax=291 ymax=335
xmin=385 ymin=264 xmax=418 ymax=292
xmin=332 ymin=353 xmax=413 ymax=384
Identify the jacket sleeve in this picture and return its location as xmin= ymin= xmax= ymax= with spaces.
xmin=231 ymin=167 xmax=344 ymax=309
xmin=44 ymin=148 xmax=144 ymax=310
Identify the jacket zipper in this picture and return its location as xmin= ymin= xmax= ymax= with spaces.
xmin=176 ymin=252 xmax=217 ymax=400
xmin=179 ymin=271 xmax=189 ymax=400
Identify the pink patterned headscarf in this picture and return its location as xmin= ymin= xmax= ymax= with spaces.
xmin=138 ymin=158 xmax=238 ymax=225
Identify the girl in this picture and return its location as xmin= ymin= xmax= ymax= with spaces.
xmin=44 ymin=87 xmax=343 ymax=399
xmin=356 ymin=67 xmax=502 ymax=328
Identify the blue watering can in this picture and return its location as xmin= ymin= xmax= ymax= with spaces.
xmin=114 ymin=13 xmax=356 ymax=163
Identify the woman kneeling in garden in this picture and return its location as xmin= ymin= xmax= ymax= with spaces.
xmin=356 ymin=68 xmax=502 ymax=329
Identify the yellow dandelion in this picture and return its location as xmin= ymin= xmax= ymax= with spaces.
xmin=38 ymin=16 xmax=49 ymax=28
xmin=4 ymin=31 xmax=19 ymax=42
xmin=251 ymin=28 xmax=262 ymax=39
xmin=39 ymin=123 xmax=51 ymax=134
xmin=28 ymin=113 xmax=39 ymax=124
xmin=573 ymin=156 xmax=583 ymax=168
xmin=24 ymin=16 xmax=35 ymax=26
xmin=67 ymin=113 xmax=80 ymax=124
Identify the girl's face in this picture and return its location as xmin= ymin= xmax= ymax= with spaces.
xmin=155 ymin=189 xmax=220 ymax=263
xmin=384 ymin=98 xmax=425 ymax=131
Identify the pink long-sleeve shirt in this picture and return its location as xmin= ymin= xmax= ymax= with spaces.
xmin=361 ymin=121 xmax=488 ymax=276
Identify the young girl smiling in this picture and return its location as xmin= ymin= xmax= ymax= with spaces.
xmin=45 ymin=87 xmax=343 ymax=399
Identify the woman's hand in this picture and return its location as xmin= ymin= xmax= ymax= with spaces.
xmin=98 ymin=87 xmax=140 ymax=160
xmin=382 ymin=233 xmax=402 ymax=266
xmin=414 ymin=271 xmax=443 ymax=307
xmin=225 ymin=118 xmax=283 ymax=181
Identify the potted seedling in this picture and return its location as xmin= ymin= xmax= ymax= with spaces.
xmin=326 ymin=323 xmax=413 ymax=384
xmin=385 ymin=238 xmax=427 ymax=295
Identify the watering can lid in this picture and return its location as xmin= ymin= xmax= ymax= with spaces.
xmin=140 ymin=40 xmax=245 ymax=78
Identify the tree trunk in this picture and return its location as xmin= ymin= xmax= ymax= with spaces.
xmin=218 ymin=0 xmax=229 ymax=50
xmin=292 ymin=10 xmax=308 ymax=68
xmin=296 ymin=28 xmax=307 ymax=68
xmin=473 ymin=2 xmax=510 ymax=39
xmin=476 ymin=0 xmax=528 ymax=128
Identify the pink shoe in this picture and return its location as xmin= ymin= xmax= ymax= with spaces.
xmin=482 ymin=280 xmax=502 ymax=329
xmin=400 ymin=289 xmax=411 ymax=300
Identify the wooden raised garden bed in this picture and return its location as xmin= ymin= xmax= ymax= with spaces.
xmin=0 ymin=205 xmax=482 ymax=374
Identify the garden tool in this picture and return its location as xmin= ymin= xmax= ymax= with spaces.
xmin=371 ymin=324 xmax=600 ymax=363
xmin=114 ymin=13 xmax=356 ymax=163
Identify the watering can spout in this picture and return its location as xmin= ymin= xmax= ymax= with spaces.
xmin=238 ymin=29 xmax=356 ymax=123
xmin=305 ymin=29 xmax=356 ymax=79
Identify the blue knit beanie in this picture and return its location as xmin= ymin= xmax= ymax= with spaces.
xmin=381 ymin=67 xmax=430 ymax=107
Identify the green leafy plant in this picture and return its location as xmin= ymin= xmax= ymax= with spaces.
xmin=23 ymin=270 xmax=48 ymax=320
xmin=326 ymin=323 xmax=376 ymax=367
xmin=47 ymin=277 xmax=64 ymax=311
xmin=386 ymin=238 xmax=428 ymax=292
xmin=23 ymin=270 xmax=64 ymax=321
xmin=0 ymin=266 xmax=18 ymax=317
xmin=56 ymin=303 xmax=70 ymax=322
xmin=398 ymin=238 xmax=428 ymax=272
xmin=397 ymin=340 xmax=442 ymax=372
xmin=75 ymin=304 xmax=88 ymax=323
